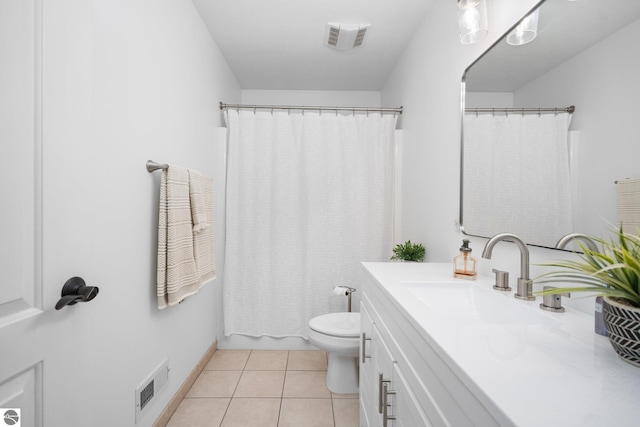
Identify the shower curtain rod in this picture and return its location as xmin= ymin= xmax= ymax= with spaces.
xmin=465 ymin=105 xmax=575 ymax=115
xmin=219 ymin=102 xmax=402 ymax=115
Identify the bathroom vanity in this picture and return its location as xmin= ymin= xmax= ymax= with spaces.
xmin=359 ymin=262 xmax=640 ymax=427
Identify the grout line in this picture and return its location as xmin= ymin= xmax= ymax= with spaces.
xmin=276 ymin=396 xmax=284 ymax=426
xmin=331 ymin=395 xmax=337 ymax=427
xmin=219 ymin=365 xmax=244 ymax=426
xmin=286 ymin=369 xmax=328 ymax=371
xmin=278 ymin=353 xmax=287 ymax=427
xmin=217 ymin=398 xmax=232 ymax=427
xmin=241 ymin=350 xmax=250 ymax=370
xmin=281 ymin=351 xmax=288 ymax=399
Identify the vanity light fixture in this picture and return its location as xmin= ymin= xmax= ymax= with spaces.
xmin=457 ymin=0 xmax=488 ymax=45
xmin=325 ymin=23 xmax=370 ymax=50
xmin=507 ymin=9 xmax=540 ymax=45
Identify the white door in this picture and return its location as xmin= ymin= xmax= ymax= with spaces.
xmin=0 ymin=1 xmax=91 ymax=425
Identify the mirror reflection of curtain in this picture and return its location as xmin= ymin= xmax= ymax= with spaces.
xmin=223 ymin=109 xmax=397 ymax=338
xmin=463 ymin=113 xmax=572 ymax=247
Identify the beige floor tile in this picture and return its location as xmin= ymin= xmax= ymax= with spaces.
xmin=333 ymin=398 xmax=360 ymax=427
xmin=331 ymin=392 xmax=359 ymax=399
xmin=234 ymin=370 xmax=286 ymax=398
xmin=221 ymin=398 xmax=281 ymax=427
xmin=205 ymin=349 xmax=251 ymax=370
xmin=186 ymin=370 xmax=242 ymax=398
xmin=245 ymin=350 xmax=289 ymax=371
xmin=287 ymin=350 xmax=327 ymax=371
xmin=278 ymin=398 xmax=334 ymax=427
xmin=166 ymin=397 xmax=230 ymax=427
xmin=283 ymin=371 xmax=331 ymax=398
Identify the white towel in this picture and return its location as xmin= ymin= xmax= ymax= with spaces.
xmin=156 ymin=166 xmax=215 ymax=309
xmin=617 ymin=178 xmax=640 ymax=234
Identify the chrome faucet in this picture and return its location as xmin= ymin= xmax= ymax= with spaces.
xmin=481 ymin=233 xmax=535 ymax=301
xmin=555 ymin=233 xmax=598 ymax=252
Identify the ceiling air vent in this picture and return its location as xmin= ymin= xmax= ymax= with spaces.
xmin=325 ymin=23 xmax=370 ymax=50
xmin=353 ymin=27 xmax=367 ymax=47
xmin=328 ymin=25 xmax=340 ymax=47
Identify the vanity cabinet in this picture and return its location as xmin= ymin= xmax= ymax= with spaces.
xmin=360 ymin=301 xmax=431 ymax=426
xmin=359 ymin=262 xmax=640 ymax=426
xmin=359 ymin=267 xmax=506 ymax=427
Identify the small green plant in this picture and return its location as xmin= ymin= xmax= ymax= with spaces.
xmin=390 ymin=240 xmax=426 ymax=262
xmin=536 ymin=227 xmax=640 ymax=307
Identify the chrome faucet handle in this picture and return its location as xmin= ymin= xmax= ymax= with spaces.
xmin=540 ymin=286 xmax=571 ymax=313
xmin=491 ymin=268 xmax=511 ymax=291
xmin=515 ymin=278 xmax=535 ymax=301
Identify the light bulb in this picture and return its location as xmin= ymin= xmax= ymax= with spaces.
xmin=458 ymin=0 xmax=481 ymax=9
xmin=458 ymin=0 xmax=488 ymax=45
xmin=507 ymin=9 xmax=540 ymax=46
xmin=460 ymin=8 xmax=480 ymax=33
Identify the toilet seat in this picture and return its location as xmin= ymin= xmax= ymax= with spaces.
xmin=309 ymin=312 xmax=360 ymax=338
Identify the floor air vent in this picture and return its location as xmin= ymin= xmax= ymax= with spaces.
xmin=135 ymin=359 xmax=169 ymax=423
xmin=140 ymin=380 xmax=154 ymax=410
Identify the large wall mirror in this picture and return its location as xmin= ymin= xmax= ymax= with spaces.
xmin=460 ymin=0 xmax=640 ymax=250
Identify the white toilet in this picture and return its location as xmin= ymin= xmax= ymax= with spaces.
xmin=308 ymin=311 xmax=361 ymax=394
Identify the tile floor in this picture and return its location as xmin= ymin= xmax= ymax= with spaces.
xmin=167 ymin=350 xmax=359 ymax=427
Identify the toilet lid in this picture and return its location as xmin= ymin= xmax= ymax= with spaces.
xmin=309 ymin=312 xmax=361 ymax=338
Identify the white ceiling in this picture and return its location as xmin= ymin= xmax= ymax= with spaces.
xmin=192 ymin=0 xmax=435 ymax=91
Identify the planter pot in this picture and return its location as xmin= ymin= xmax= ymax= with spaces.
xmin=603 ymin=296 xmax=640 ymax=368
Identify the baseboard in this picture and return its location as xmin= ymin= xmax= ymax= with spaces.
xmin=152 ymin=341 xmax=218 ymax=427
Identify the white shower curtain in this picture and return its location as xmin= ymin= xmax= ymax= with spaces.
xmin=223 ymin=109 xmax=397 ymax=338
xmin=463 ymin=112 xmax=573 ymax=247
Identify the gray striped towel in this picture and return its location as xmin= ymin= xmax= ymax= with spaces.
xmin=157 ymin=165 xmax=215 ymax=309
xmin=617 ymin=178 xmax=640 ymax=234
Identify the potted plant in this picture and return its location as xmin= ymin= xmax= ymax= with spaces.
xmin=537 ymin=227 xmax=640 ymax=367
xmin=390 ymin=240 xmax=425 ymax=262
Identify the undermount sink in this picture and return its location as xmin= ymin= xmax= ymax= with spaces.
xmin=400 ymin=281 xmax=557 ymax=326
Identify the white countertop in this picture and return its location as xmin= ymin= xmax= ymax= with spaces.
xmin=362 ymin=262 xmax=640 ymax=427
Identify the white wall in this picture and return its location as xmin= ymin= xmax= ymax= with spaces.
xmin=465 ymin=92 xmax=513 ymax=108
xmin=514 ymin=18 xmax=640 ymax=241
xmin=43 ymin=0 xmax=240 ymax=425
xmin=380 ymin=0 xmax=595 ymax=312
xmin=242 ymin=89 xmax=381 ymax=107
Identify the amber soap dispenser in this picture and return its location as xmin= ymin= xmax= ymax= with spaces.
xmin=453 ymin=239 xmax=477 ymax=280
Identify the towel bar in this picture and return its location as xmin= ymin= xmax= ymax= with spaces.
xmin=146 ymin=160 xmax=168 ymax=172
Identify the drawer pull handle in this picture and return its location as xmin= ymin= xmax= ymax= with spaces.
xmin=361 ymin=332 xmax=371 ymax=363
xmin=382 ymin=382 xmax=396 ymax=427
xmin=378 ymin=372 xmax=391 ymax=414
